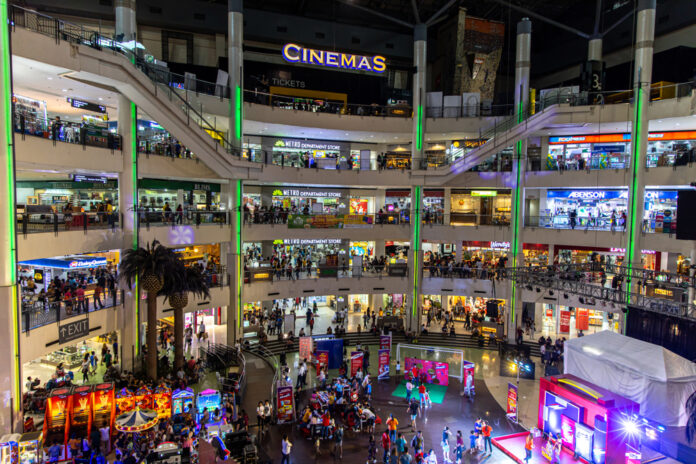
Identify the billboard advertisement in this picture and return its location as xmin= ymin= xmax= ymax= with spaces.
xmin=378 ymin=349 xmax=390 ymax=380
xmin=404 ymin=357 xmax=449 ymax=386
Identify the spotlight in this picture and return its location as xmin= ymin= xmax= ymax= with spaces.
xmin=621 ymin=417 xmax=641 ymax=437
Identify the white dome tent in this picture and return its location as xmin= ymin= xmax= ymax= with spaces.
xmin=564 ymin=330 xmax=696 ymax=427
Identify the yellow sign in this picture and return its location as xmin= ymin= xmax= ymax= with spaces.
xmin=282 ymin=43 xmax=386 ymax=73
xmin=655 ymin=288 xmax=672 ymax=297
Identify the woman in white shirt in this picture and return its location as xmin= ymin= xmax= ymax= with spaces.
xmin=256 ymin=401 xmax=265 ymax=432
xmin=263 ymin=400 xmax=273 ymax=427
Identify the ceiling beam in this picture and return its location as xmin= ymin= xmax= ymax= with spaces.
xmin=410 ymin=0 xmax=421 ymax=23
xmin=426 ymin=0 xmax=458 ymax=26
xmin=487 ymin=0 xmax=591 ymax=39
xmin=334 ymin=0 xmax=414 ymax=29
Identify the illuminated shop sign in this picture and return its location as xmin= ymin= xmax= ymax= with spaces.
xmin=549 ymin=131 xmax=696 ymax=144
xmin=470 ymin=190 xmax=498 ymax=197
xmin=274 ymin=139 xmax=342 ymax=151
xmin=548 ymin=190 xmax=627 ymax=200
xmin=609 ymin=248 xmax=656 ymax=255
xmin=67 ymin=97 xmax=106 ymax=114
xmin=283 ymin=239 xmax=342 ymax=245
xmin=490 ymin=241 xmax=510 ymax=249
xmin=280 ymin=189 xmax=342 ymax=198
xmin=282 ymin=43 xmax=387 ymax=73
xmin=69 ymin=258 xmax=108 ymax=268
xmin=72 ymin=175 xmax=108 ymax=183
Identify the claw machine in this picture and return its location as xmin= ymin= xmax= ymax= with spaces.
xmin=0 ymin=434 xmax=19 ymax=464
xmin=18 ymin=431 xmax=42 ymax=464
xmin=42 ymin=387 xmax=71 ymax=460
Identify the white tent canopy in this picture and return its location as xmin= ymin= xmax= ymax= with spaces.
xmin=564 ymin=330 xmax=696 ymax=426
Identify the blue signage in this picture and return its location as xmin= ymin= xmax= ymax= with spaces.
xmin=547 ymin=189 xmax=678 ymax=201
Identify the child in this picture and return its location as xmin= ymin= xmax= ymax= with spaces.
xmin=476 ymin=432 xmax=484 ymax=454
xmin=368 ymin=434 xmax=377 ymax=463
xmin=424 ymin=388 xmax=432 ymax=408
xmin=468 ymin=431 xmax=477 ymax=455
xmin=366 ymin=379 xmax=372 ymax=401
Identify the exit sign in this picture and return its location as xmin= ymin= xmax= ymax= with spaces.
xmin=59 ymin=318 xmax=89 ymax=344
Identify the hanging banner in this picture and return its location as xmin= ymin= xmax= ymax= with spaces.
xmin=316 ymin=350 xmax=329 ymax=375
xmin=288 ymin=214 xmax=343 ymax=229
xmin=559 ymin=309 xmax=571 ymax=334
xmin=276 ymin=384 xmax=295 ymax=424
xmin=575 ymin=308 xmax=589 ymax=331
xmin=378 ymin=349 xmax=390 ymax=380
xmin=379 ymin=334 xmax=392 ymax=351
xmin=343 ymin=214 xmax=374 ymax=228
xmin=507 ymin=382 xmax=518 ymax=422
xmin=299 ymin=336 xmax=313 ymax=362
xmin=350 ymin=351 xmax=364 ymax=377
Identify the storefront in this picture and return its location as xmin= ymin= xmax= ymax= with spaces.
xmin=555 ymin=245 xmax=658 ymax=270
xmin=447 ymin=296 xmax=506 ymax=324
xmin=14 ymin=94 xmax=48 ymax=134
xmin=421 ymin=295 xmax=442 ymax=313
xmin=547 ymin=131 xmax=696 ymax=169
xmin=423 ymin=242 xmax=455 ymax=262
xmin=349 ymin=241 xmax=374 ymax=259
xmin=381 ymin=294 xmax=406 ymax=315
xmin=541 ymin=304 xmax=620 ymax=338
xmin=383 ymin=147 xmax=412 ymax=169
xmin=423 ymin=189 xmax=444 ymax=223
xmin=643 ymin=190 xmax=678 ymax=233
xmin=17 ymin=177 xmax=118 ymax=212
xmin=424 ymin=143 xmax=447 ymax=167
xmin=138 ymin=179 xmax=223 ymax=212
xmin=136 ymin=119 xmax=193 ymax=158
xmin=173 ymin=244 xmax=221 ymax=271
xmin=450 ymin=189 xmax=511 ymax=225
xmin=262 ymin=137 xmax=353 ymax=169
xmin=271 ymin=187 xmax=347 ymax=214
xmin=459 ymin=241 xmax=548 ymax=265
xmin=348 ymin=294 xmax=369 ymax=313
xmin=448 ymin=139 xmax=486 ymax=163
xmin=385 ymin=241 xmax=409 ymax=261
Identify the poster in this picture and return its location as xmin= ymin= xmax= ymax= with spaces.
xmin=288 ymin=214 xmax=342 ymax=229
xmin=559 ymin=309 xmax=571 ymax=334
xmin=316 ymin=351 xmax=329 ymax=375
xmin=343 ymin=214 xmax=374 ymax=228
xmin=561 ymin=415 xmax=576 ymax=451
xmin=380 ymin=334 xmax=392 ymax=351
xmin=299 ymin=336 xmax=313 ymax=362
xmin=575 ymin=308 xmax=589 ymax=331
xmin=276 ymin=384 xmax=295 ymax=423
xmin=506 ymin=383 xmax=518 ymax=422
xmin=349 ymin=198 xmax=368 ymax=214
xmin=378 ymin=349 xmax=390 ymax=380
xmin=404 ymin=357 xmax=449 ymax=386
xmin=350 ymin=351 xmax=364 ymax=377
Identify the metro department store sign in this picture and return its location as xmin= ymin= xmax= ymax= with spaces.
xmin=282 ymin=43 xmax=387 ymax=73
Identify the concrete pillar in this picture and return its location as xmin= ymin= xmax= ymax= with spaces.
xmin=407 ymin=186 xmax=423 ymax=331
xmin=118 ymin=95 xmax=139 ymax=372
xmin=375 ymin=189 xmax=386 ymax=214
xmin=443 ymin=187 xmax=451 ymax=225
xmin=508 ymin=18 xmax=531 ymax=343
xmin=514 ymin=18 xmax=532 ymax=115
xmin=625 ymin=0 xmax=655 ymax=322
xmin=0 ymin=4 xmax=20 ymax=432
xmin=114 ymin=0 xmax=137 ymax=42
xmin=588 ymin=35 xmax=602 ymax=62
xmin=226 ymin=180 xmax=242 ymax=345
xmin=228 ymin=0 xmax=244 ymax=153
xmin=412 ymin=24 xmax=427 ymax=168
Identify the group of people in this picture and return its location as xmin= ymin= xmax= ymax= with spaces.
xmin=424 ymin=253 xmax=509 ymax=280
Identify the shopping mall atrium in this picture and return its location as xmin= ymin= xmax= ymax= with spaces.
xmin=3 ymin=0 xmax=696 ymax=462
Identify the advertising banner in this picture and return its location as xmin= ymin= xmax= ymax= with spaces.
xmin=350 ymin=351 xmax=364 ymax=377
xmin=404 ymin=357 xmax=449 ymax=386
xmin=288 ymin=214 xmax=343 ymax=229
xmin=343 ymin=214 xmax=374 ymax=228
xmin=316 ymin=351 xmax=329 ymax=375
xmin=559 ymin=309 xmax=571 ymax=334
xmin=276 ymin=384 xmax=295 ymax=424
xmin=378 ymin=349 xmax=390 ymax=380
xmin=379 ymin=334 xmax=392 ymax=351
xmin=575 ymin=308 xmax=589 ymax=331
xmin=349 ymin=199 xmax=368 ymax=214
xmin=506 ymin=383 xmax=518 ymax=422
xmin=299 ymin=336 xmax=313 ymax=362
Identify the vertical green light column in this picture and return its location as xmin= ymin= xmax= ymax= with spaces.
xmin=0 ymin=0 xmax=21 ymax=430
xmin=235 ymin=179 xmax=242 ymax=331
xmin=411 ymin=186 xmax=422 ymax=324
xmin=228 ymin=0 xmax=244 ymax=153
xmin=130 ymin=102 xmax=140 ymax=356
xmin=412 ymin=24 xmax=426 ymax=167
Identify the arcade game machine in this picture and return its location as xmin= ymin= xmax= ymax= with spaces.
xmin=42 ymin=387 xmax=71 ymax=460
xmin=153 ymin=384 xmax=172 ymax=420
xmin=116 ymin=388 xmax=135 ymax=415
xmin=17 ymin=431 xmax=42 ymax=464
xmin=172 ymin=388 xmax=195 ymax=417
xmin=0 ymin=434 xmax=19 ymax=464
xmin=92 ymin=383 xmax=115 ymax=453
xmin=135 ymin=385 xmax=154 ymax=410
xmin=196 ymin=389 xmax=221 ymax=423
xmin=69 ymin=385 xmax=93 ymax=448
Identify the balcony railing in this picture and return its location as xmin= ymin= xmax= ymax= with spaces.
xmin=17 ymin=211 xmax=120 ymax=235
xmin=21 ymin=290 xmax=121 ymax=332
xmin=15 ymin=112 xmax=122 ymax=150
xmin=138 ymin=209 xmax=230 ymax=229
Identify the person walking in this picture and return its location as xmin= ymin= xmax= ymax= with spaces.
xmin=386 ymin=415 xmax=399 ymax=443
xmin=407 ymin=398 xmax=419 ymax=431
xmin=281 ymin=434 xmax=293 ymax=464
xmin=441 ymin=427 xmax=452 ymax=463
xmin=381 ymin=430 xmax=391 ymax=463
xmin=333 ymin=425 xmax=344 ymax=459
xmin=405 ymin=379 xmax=414 ymax=403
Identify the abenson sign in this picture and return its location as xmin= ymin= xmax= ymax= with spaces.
xmin=282 ymin=43 xmax=387 ymax=73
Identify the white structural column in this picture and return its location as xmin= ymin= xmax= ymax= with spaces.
xmin=508 ymin=18 xmax=531 ymax=342
xmin=114 ymin=0 xmax=137 ymax=42
xmin=407 ymin=186 xmax=423 ymax=332
xmin=412 ymin=24 xmax=427 ymax=168
xmin=624 ymin=0 xmax=656 ymax=324
xmin=587 ymin=34 xmax=602 ymax=62
xmin=0 ymin=0 xmax=21 ymax=433
xmin=226 ymin=180 xmax=242 ymax=345
xmin=118 ymin=95 xmax=139 ymax=371
xmin=228 ymin=0 xmax=244 ymax=153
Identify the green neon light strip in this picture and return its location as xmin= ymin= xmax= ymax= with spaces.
xmin=624 ymin=81 xmax=645 ymax=324
xmin=1 ymin=0 xmax=21 ymax=414
xmin=130 ymin=102 xmax=140 ymax=355
xmin=235 ymin=179 xmax=242 ymax=329
xmin=509 ymin=93 xmax=526 ymax=329
xmin=411 ymin=186 xmax=422 ymax=318
xmin=235 ymin=85 xmax=242 ymax=142
xmin=416 ymin=105 xmax=423 ymax=151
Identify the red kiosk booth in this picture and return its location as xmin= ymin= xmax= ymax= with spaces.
xmin=493 ymin=374 xmax=640 ymax=464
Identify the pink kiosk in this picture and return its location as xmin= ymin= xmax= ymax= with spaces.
xmin=493 ymin=374 xmax=640 ymax=464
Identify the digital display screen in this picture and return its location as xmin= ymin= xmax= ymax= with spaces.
xmin=561 ymin=415 xmax=576 ymax=450
xmin=574 ymin=423 xmax=593 ymax=461
xmin=67 ymin=97 xmax=107 ymax=113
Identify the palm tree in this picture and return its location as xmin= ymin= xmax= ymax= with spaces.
xmin=162 ymin=263 xmax=210 ymax=370
xmin=687 ymin=389 xmax=696 ymax=443
xmin=120 ymin=240 xmax=180 ymax=379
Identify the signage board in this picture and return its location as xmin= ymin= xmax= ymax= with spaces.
xmin=280 ymin=188 xmax=342 ymax=198
xmin=67 ymin=97 xmax=107 ymax=113
xmin=72 ymin=175 xmax=108 ymax=183
xmin=559 ymin=309 xmax=571 ymax=334
xmin=378 ymin=349 xmax=390 ymax=380
xmin=276 ymin=384 xmax=295 ymax=424
xmin=350 ymin=351 xmax=364 ymax=377
xmin=507 ymin=383 xmax=518 ymax=421
xmin=282 ymin=43 xmax=386 ymax=73
xmin=299 ymin=336 xmax=313 ymax=362
xmin=575 ymin=308 xmax=589 ymax=331
xmin=59 ymin=318 xmax=89 ymax=344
